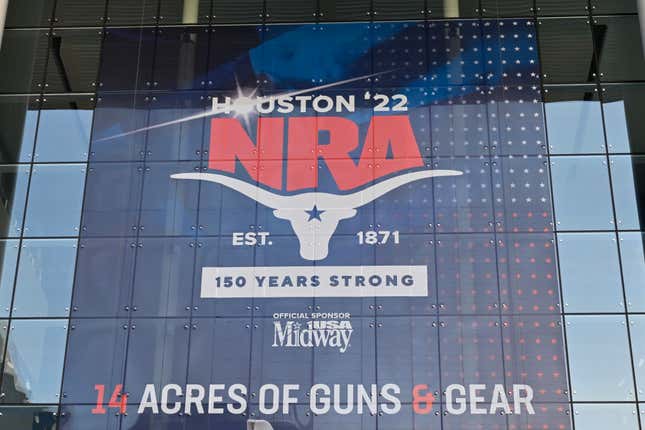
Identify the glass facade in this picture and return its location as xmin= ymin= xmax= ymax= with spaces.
xmin=0 ymin=1 xmax=642 ymax=429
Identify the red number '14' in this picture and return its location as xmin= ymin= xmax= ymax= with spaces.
xmin=92 ymin=384 xmax=127 ymax=414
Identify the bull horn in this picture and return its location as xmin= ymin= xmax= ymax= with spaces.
xmin=171 ymin=173 xmax=288 ymax=209
xmin=339 ymin=169 xmax=463 ymax=208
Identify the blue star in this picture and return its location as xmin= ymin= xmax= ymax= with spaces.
xmin=306 ymin=205 xmax=325 ymax=222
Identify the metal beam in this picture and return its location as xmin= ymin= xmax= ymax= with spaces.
xmin=639 ymin=0 xmax=645 ymax=57
xmin=0 ymin=0 xmax=8 ymax=50
xmin=182 ymin=0 xmax=199 ymax=24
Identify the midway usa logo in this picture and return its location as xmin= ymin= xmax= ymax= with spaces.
xmin=98 ymin=75 xmax=462 ymax=300
xmin=272 ymin=313 xmax=354 ymax=353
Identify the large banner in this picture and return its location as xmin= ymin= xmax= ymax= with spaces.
xmin=58 ymin=19 xmax=570 ymax=429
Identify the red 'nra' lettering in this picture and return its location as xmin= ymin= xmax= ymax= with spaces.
xmin=208 ymin=116 xmax=423 ymax=191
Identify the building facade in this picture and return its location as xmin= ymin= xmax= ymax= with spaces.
xmin=0 ymin=0 xmax=643 ymax=429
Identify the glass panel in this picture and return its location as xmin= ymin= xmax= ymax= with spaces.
xmin=558 ymin=233 xmax=623 ymax=313
xmin=72 ymin=238 xmax=135 ymax=317
xmin=620 ymin=233 xmax=645 ymax=312
xmin=99 ymin=28 xmax=155 ymax=91
xmin=13 ymin=239 xmax=77 ymax=318
xmin=0 ymin=165 xmax=31 ymax=238
xmin=158 ymin=0 xmax=212 ymax=24
xmin=24 ymin=164 xmax=86 ymax=237
xmin=0 ymin=30 xmax=49 ymax=93
xmin=536 ymin=0 xmax=588 ymax=16
xmin=0 ymin=241 xmax=19 ymax=319
xmin=44 ymin=29 xmax=102 ymax=93
xmin=5 ymin=0 xmax=56 ymax=28
xmin=610 ymin=156 xmax=645 ymax=230
xmin=212 ymin=0 xmax=263 ymax=24
xmin=152 ymin=27 xmax=210 ymax=91
xmin=139 ymin=162 xmax=200 ymax=236
xmin=35 ymin=95 xmax=93 ymax=163
xmin=0 ymin=321 xmax=6 ymax=370
xmin=372 ymin=25 xmax=427 ymax=87
xmin=566 ymin=315 xmax=634 ymax=401
xmin=591 ymin=0 xmax=638 ymax=14
xmin=538 ymin=18 xmax=595 ymax=84
xmin=81 ymin=163 xmax=143 ymax=237
xmin=574 ymin=404 xmax=639 ymax=430
xmin=372 ymin=0 xmax=424 ymax=19
xmin=265 ymin=0 xmax=316 ymax=23
xmin=208 ymin=25 xmax=263 ymax=90
xmin=62 ymin=319 xmax=128 ymax=404
xmin=319 ymin=0 xmax=370 ymax=21
xmin=603 ymin=84 xmax=645 ymax=154
xmin=1 ymin=320 xmax=68 ymax=404
xmin=596 ymin=16 xmax=645 ymax=82
xmin=550 ymin=156 xmax=614 ymax=230
xmin=52 ymin=0 xmax=107 ymax=26
xmin=0 ymin=406 xmax=58 ymax=430
xmin=0 ymin=96 xmax=39 ymax=164
xmin=426 ymin=0 xmax=480 ymax=18
xmin=123 ymin=319 xmax=190 ymax=401
xmin=545 ymin=85 xmax=605 ymax=154
xmin=428 ymin=25 xmax=484 ymax=87
xmin=131 ymin=238 xmax=195 ymax=316
xmin=59 ymin=405 xmax=120 ymax=430
xmin=105 ymin=0 xmax=158 ymax=26
xmin=481 ymin=0 xmax=533 ymax=17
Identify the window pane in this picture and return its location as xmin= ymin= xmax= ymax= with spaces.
xmin=5 ymin=0 xmax=56 ymax=28
xmin=0 ymin=321 xmax=6 ymax=371
xmin=62 ymin=319 xmax=128 ymax=404
xmin=212 ymin=0 xmax=263 ymax=24
xmin=591 ymin=0 xmax=638 ymax=14
xmin=610 ymin=156 xmax=645 ymax=230
xmin=265 ymin=0 xmax=316 ymax=23
xmin=105 ymin=0 xmax=158 ymax=26
xmin=35 ymin=96 xmax=93 ymax=163
xmin=574 ymin=404 xmax=638 ymax=430
xmin=81 ymin=163 xmax=143 ymax=237
xmin=13 ymin=239 xmax=76 ymax=318
xmin=159 ymin=0 xmax=212 ymax=24
xmin=545 ymin=85 xmax=605 ymax=154
xmin=152 ymin=27 xmax=210 ymax=91
xmin=628 ymin=316 xmax=645 ymax=397
xmin=24 ymin=164 xmax=86 ymax=237
xmin=0 ymin=241 xmax=19 ymax=319
xmin=620 ymin=232 xmax=645 ymax=312
xmin=0 ymin=406 xmax=58 ymax=430
xmin=0 ymin=30 xmax=49 ymax=93
xmin=99 ymin=28 xmax=155 ymax=91
xmin=45 ymin=29 xmax=102 ymax=93
xmin=427 ymin=0 xmax=480 ymax=18
xmin=538 ymin=18 xmax=595 ymax=84
xmin=596 ymin=16 xmax=645 ymax=82
xmin=0 ymin=96 xmax=38 ymax=164
xmin=536 ymin=0 xmax=587 ymax=16
xmin=550 ymin=156 xmax=614 ymax=230
xmin=72 ymin=238 xmax=135 ymax=317
xmin=59 ymin=405 xmax=120 ymax=430
xmin=603 ymin=84 xmax=645 ymax=154
xmin=319 ymin=0 xmax=370 ymax=21
xmin=558 ymin=233 xmax=623 ymax=313
xmin=481 ymin=0 xmax=533 ymax=17
xmin=0 ymin=165 xmax=31 ymax=238
xmin=208 ymin=25 xmax=263 ymax=90
xmin=1 ymin=320 xmax=68 ymax=404
xmin=53 ymin=0 xmax=106 ymax=26
xmin=373 ymin=0 xmax=424 ymax=19
xmin=566 ymin=315 xmax=634 ymax=401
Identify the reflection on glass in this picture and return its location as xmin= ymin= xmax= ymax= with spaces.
xmin=13 ymin=239 xmax=77 ymax=318
xmin=372 ymin=0 xmax=423 ymax=20
xmin=24 ymin=164 xmax=86 ymax=237
xmin=45 ymin=29 xmax=102 ymax=93
xmin=5 ymin=0 xmax=56 ymax=27
xmin=620 ymin=233 xmax=645 ymax=312
xmin=603 ymin=84 xmax=645 ymax=154
xmin=105 ymin=0 xmax=158 ymax=26
xmin=481 ymin=0 xmax=533 ymax=17
xmin=558 ymin=233 xmax=623 ymax=312
xmin=536 ymin=0 xmax=587 ymax=16
xmin=596 ymin=16 xmax=645 ymax=82
xmin=212 ymin=0 xmax=264 ymax=23
xmin=0 ymin=241 xmax=20 ymax=319
xmin=0 ymin=96 xmax=39 ymax=164
xmin=628 ymin=316 xmax=645 ymax=396
xmin=426 ymin=0 xmax=480 ymax=17
xmin=265 ymin=0 xmax=316 ymax=23
xmin=35 ymin=96 xmax=93 ymax=162
xmin=545 ymin=86 xmax=605 ymax=154
xmin=538 ymin=18 xmax=595 ymax=84
xmin=591 ymin=0 xmax=638 ymax=14
xmin=0 ymin=30 xmax=49 ymax=93
xmin=566 ymin=315 xmax=634 ymax=401
xmin=0 ymin=406 xmax=58 ymax=430
xmin=159 ymin=0 xmax=212 ymax=24
xmin=573 ymin=404 xmax=638 ymax=430
xmin=152 ymin=27 xmax=210 ymax=91
xmin=52 ymin=0 xmax=106 ymax=26
xmin=550 ymin=156 xmax=614 ymax=230
xmin=0 ymin=320 xmax=68 ymax=403
xmin=0 ymin=165 xmax=31 ymax=238
xmin=610 ymin=156 xmax=644 ymax=230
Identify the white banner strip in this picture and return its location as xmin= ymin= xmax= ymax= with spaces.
xmin=201 ymin=266 xmax=428 ymax=298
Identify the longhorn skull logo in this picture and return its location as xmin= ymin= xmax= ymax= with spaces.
xmin=172 ymin=169 xmax=462 ymax=261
